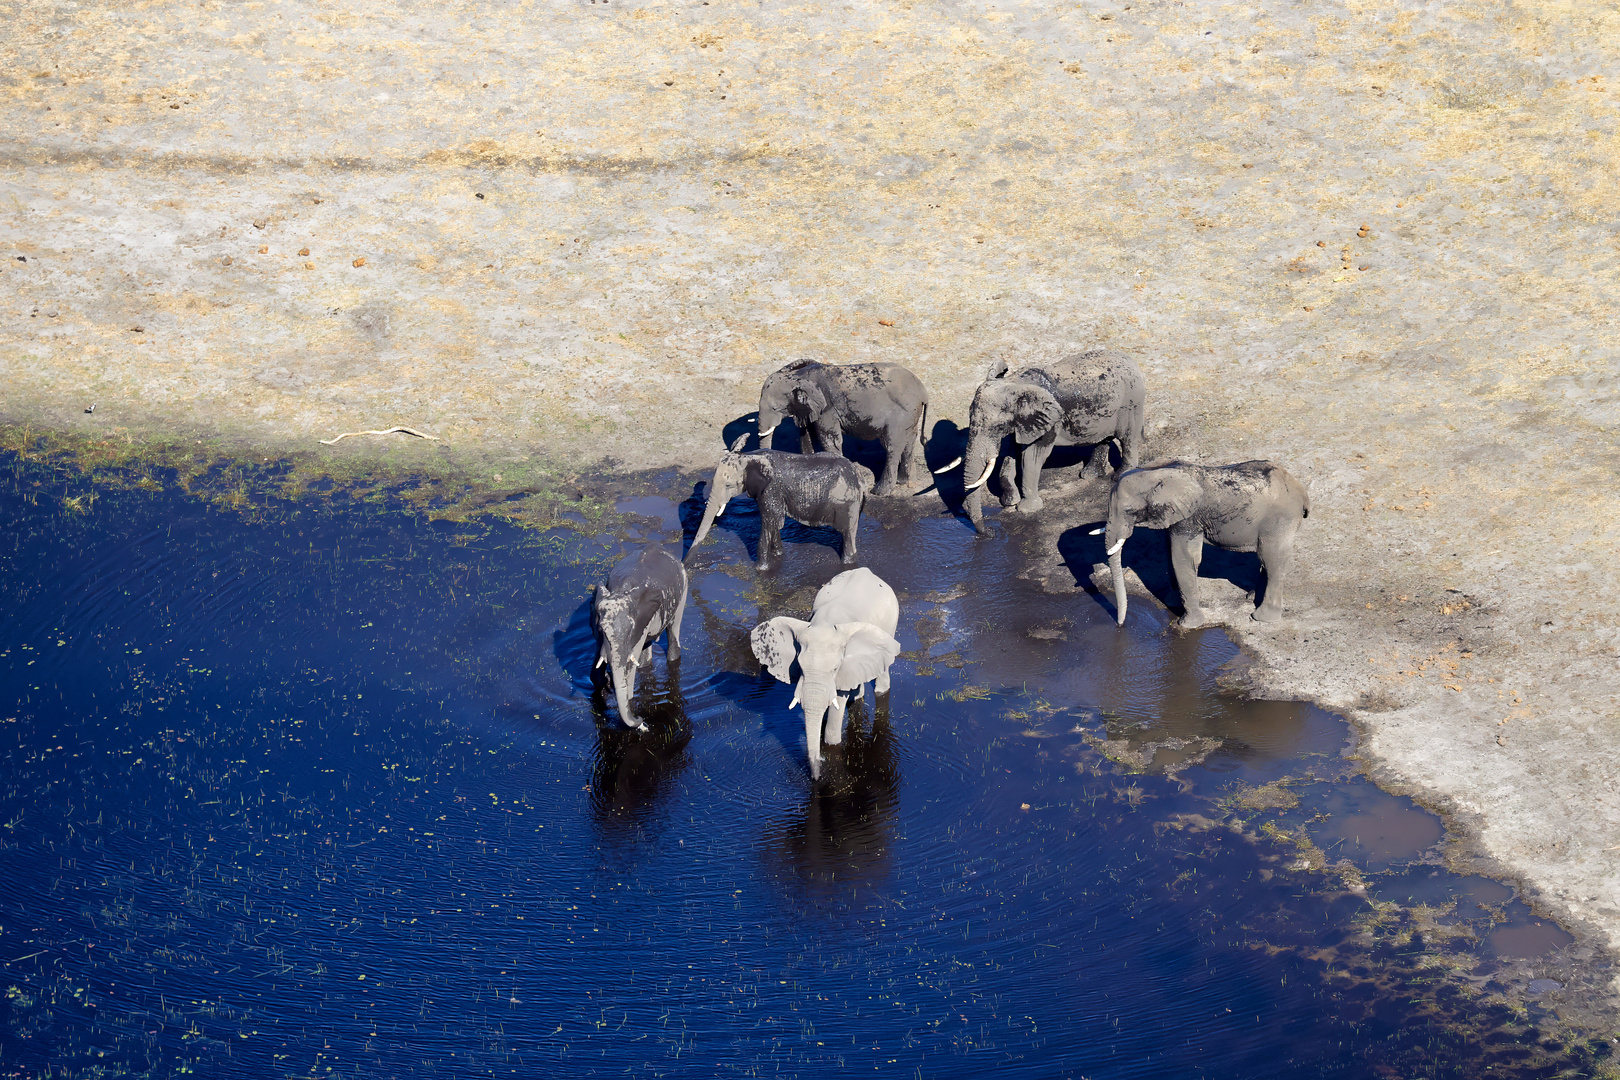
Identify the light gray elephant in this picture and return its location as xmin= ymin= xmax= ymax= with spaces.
xmin=757 ymin=359 xmax=929 ymax=496
xmin=750 ymin=567 xmax=902 ymax=781
xmin=593 ymin=547 xmax=688 ymax=730
xmin=1098 ymin=460 xmax=1309 ymax=627
xmin=938 ymin=350 xmax=1145 ymax=531
xmin=688 ymin=437 xmax=874 ymax=569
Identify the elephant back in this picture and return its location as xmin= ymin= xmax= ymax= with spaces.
xmin=811 ymin=567 xmax=899 ymax=635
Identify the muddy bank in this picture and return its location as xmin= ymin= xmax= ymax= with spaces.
xmin=3 ymin=0 xmax=1617 ymax=1012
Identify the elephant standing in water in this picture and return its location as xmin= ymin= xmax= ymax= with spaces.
xmin=750 ymin=567 xmax=902 ymax=781
xmin=1100 ymin=460 xmax=1310 ymax=627
xmin=757 ymin=359 xmax=930 ymax=496
xmin=940 ymin=350 xmax=1145 ymax=531
xmin=593 ymin=547 xmax=688 ymax=730
xmin=688 ymin=438 xmax=874 ymax=569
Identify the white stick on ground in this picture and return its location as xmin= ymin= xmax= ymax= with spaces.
xmin=319 ymin=426 xmax=441 ymax=446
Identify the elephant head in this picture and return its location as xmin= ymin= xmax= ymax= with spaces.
xmin=688 ymin=437 xmax=771 ymax=556
xmin=757 ymin=359 xmax=827 ymax=440
xmin=947 ymin=361 xmax=1062 ymax=531
xmin=751 ymin=616 xmax=901 ymax=780
xmin=1100 ymin=466 xmax=1200 ymax=625
xmin=593 ymin=585 xmax=650 ymax=729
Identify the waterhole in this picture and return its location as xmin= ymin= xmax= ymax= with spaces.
xmin=0 ymin=457 xmax=1606 ymax=1078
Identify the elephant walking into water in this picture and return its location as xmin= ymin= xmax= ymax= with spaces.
xmin=757 ymin=359 xmax=930 ymax=496
xmin=688 ymin=438 xmax=874 ymax=569
xmin=939 ymin=350 xmax=1145 ymax=531
xmin=1100 ymin=460 xmax=1310 ymax=627
xmin=593 ymin=547 xmax=688 ymax=730
xmin=751 ymin=567 xmax=902 ymax=781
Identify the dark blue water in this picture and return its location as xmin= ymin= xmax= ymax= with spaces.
xmin=0 ymin=455 xmax=1600 ymax=1078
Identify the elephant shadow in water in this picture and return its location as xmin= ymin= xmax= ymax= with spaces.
xmin=1056 ymin=521 xmax=1270 ymax=621
xmin=761 ymin=693 xmax=901 ymax=897
xmin=675 ymin=479 xmax=850 ymax=566
xmin=719 ymin=411 xmax=896 ymax=482
xmin=588 ymin=669 xmax=693 ymax=828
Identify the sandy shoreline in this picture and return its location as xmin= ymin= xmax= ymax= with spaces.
xmin=4 ymin=0 xmax=1617 ymax=1014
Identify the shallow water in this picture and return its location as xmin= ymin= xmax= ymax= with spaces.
xmin=0 ymin=457 xmax=1602 ymax=1078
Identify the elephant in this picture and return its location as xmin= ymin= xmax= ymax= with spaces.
xmin=756 ymin=359 xmax=930 ymax=496
xmin=688 ymin=436 xmax=874 ymax=569
xmin=750 ymin=567 xmax=902 ymax=781
xmin=592 ymin=546 xmax=688 ymax=730
xmin=1098 ymin=459 xmax=1310 ymax=628
xmin=938 ymin=350 xmax=1145 ymax=531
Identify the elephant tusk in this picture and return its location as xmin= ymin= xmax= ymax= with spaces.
xmin=595 ymin=652 xmax=605 ymax=668
xmin=1106 ymin=538 xmax=1126 ymax=557
xmin=757 ymin=424 xmax=777 ymax=439
xmin=788 ymin=680 xmax=801 ymax=711
xmin=963 ymin=458 xmax=997 ymax=493
xmin=1089 ymin=527 xmax=1104 ymax=535
xmin=932 ymin=456 xmax=963 ymax=474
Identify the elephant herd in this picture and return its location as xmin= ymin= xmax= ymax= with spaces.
xmin=592 ymin=351 xmax=1310 ymax=780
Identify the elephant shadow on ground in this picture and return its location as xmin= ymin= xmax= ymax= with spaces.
xmin=677 ymin=480 xmax=852 ymax=566
xmin=761 ymin=693 xmax=901 ymax=897
xmin=1057 ymin=522 xmax=1270 ymax=621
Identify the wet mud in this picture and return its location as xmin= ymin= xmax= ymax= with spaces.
xmin=0 ymin=451 xmax=1614 ymax=1078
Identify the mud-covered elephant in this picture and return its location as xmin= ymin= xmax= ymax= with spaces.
xmin=1100 ymin=460 xmax=1309 ymax=627
xmin=939 ymin=350 xmax=1145 ymax=531
xmin=750 ymin=567 xmax=902 ymax=781
xmin=688 ymin=438 xmax=874 ymax=569
xmin=593 ymin=547 xmax=688 ymax=730
xmin=757 ymin=359 xmax=929 ymax=496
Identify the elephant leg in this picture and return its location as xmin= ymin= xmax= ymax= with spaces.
xmin=1253 ymin=529 xmax=1295 ymax=623
xmin=797 ymin=418 xmax=816 ymax=454
xmin=873 ymin=431 xmax=901 ymax=495
xmin=824 ymin=694 xmax=848 ymax=746
xmin=758 ymin=511 xmax=782 ymax=569
xmin=817 ymin=422 xmax=845 ymax=460
xmin=996 ymin=455 xmax=1020 ymax=508
xmin=666 ymin=594 xmax=686 ymax=662
xmin=1171 ymin=527 xmax=1208 ymax=627
xmin=896 ymin=416 xmax=922 ymax=485
xmin=875 ymin=665 xmax=891 ymax=695
xmin=1014 ymin=441 xmax=1055 ymax=512
xmin=1081 ymin=440 xmax=1114 ymax=481
xmin=839 ymin=503 xmax=860 ymax=564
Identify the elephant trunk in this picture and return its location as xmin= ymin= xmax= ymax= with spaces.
xmin=798 ymin=683 xmax=832 ymax=780
xmin=611 ymin=655 xmax=641 ymax=729
xmin=688 ymin=477 xmax=737 ymax=556
xmin=959 ymin=431 xmax=1000 ymax=533
xmin=1104 ymin=517 xmax=1132 ymax=626
xmin=757 ymin=405 xmax=785 ymax=441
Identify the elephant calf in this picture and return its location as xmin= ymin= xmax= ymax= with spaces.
xmin=688 ymin=438 xmax=874 ymax=570
xmin=1099 ymin=460 xmax=1309 ymax=627
xmin=751 ymin=567 xmax=902 ymax=781
xmin=593 ymin=546 xmax=688 ymax=730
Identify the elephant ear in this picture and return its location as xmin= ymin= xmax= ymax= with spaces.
xmin=1010 ymin=384 xmax=1063 ymax=445
xmin=833 ymin=622 xmax=902 ymax=691
xmin=1130 ymin=468 xmax=1201 ymax=529
xmin=742 ymin=453 xmax=775 ymax=494
xmin=984 ymin=358 xmax=1011 ymax=380
xmin=750 ymin=617 xmax=809 ymax=683
xmin=789 ymin=382 xmax=830 ymax=417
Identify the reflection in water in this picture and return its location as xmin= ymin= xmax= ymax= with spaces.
xmin=590 ymin=661 xmax=693 ymax=827
xmin=765 ymin=693 xmax=901 ymax=897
